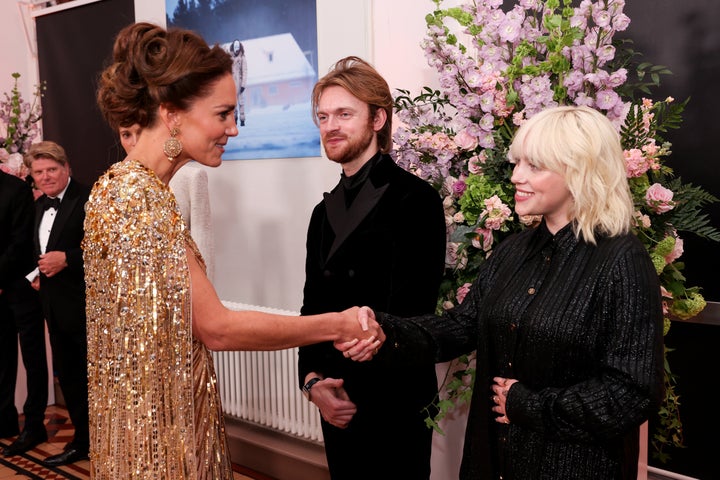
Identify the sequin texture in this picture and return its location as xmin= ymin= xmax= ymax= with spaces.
xmin=83 ymin=159 xmax=233 ymax=479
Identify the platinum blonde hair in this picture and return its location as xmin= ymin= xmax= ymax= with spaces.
xmin=508 ymin=105 xmax=633 ymax=244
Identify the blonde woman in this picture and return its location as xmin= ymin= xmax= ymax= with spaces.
xmin=350 ymin=106 xmax=664 ymax=480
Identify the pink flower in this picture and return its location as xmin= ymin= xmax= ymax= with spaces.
xmin=452 ymin=179 xmax=467 ymax=197
xmin=445 ymin=242 xmax=468 ymax=270
xmin=455 ymin=282 xmax=472 ymax=304
xmin=633 ymin=210 xmax=651 ymax=228
xmin=613 ymin=13 xmax=630 ymax=31
xmin=482 ymin=195 xmax=512 ymax=230
xmin=665 ymin=235 xmax=684 ymax=264
xmin=472 ymin=227 xmax=494 ymax=252
xmin=454 ymin=129 xmax=479 ymax=151
xmin=642 ymin=140 xmax=659 ymax=157
xmin=468 ymin=153 xmax=485 ymax=174
xmin=0 ymin=152 xmax=28 ymax=178
xmin=660 ymin=286 xmax=671 ymax=315
xmin=595 ymin=89 xmax=621 ymax=110
xmin=645 ymin=183 xmax=675 ymax=214
xmin=624 ymin=148 xmax=650 ymax=177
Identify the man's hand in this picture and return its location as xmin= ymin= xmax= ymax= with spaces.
xmin=334 ymin=306 xmax=383 ymax=361
xmin=38 ymin=250 xmax=67 ymax=277
xmin=310 ymin=378 xmax=356 ymax=429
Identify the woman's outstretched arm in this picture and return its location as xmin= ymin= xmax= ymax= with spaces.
xmin=188 ymin=247 xmax=384 ymax=353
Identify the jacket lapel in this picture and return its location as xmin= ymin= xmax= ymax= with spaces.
xmin=324 ymin=164 xmax=389 ymax=262
xmin=45 ymin=181 xmax=77 ymax=251
xmin=34 ymin=195 xmax=45 ymax=254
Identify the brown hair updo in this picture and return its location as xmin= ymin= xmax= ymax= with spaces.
xmin=97 ymin=22 xmax=233 ymax=131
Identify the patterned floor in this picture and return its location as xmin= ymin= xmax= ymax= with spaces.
xmin=0 ymin=405 xmax=264 ymax=480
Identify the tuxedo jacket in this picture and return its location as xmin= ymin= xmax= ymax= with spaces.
xmin=0 ymin=171 xmax=35 ymax=291
xmin=34 ymin=178 xmax=91 ymax=332
xmin=298 ymin=153 xmax=446 ymax=416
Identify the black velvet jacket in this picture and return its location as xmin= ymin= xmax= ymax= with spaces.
xmin=299 ymin=154 xmax=446 ymax=408
xmin=298 ymin=153 xmax=446 ymax=478
xmin=378 ymin=221 xmax=664 ymax=480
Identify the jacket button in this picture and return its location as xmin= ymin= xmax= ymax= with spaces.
xmin=527 ymin=287 xmax=536 ymax=295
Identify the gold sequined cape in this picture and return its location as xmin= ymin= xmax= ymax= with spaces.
xmin=82 ymin=159 xmax=233 ymax=479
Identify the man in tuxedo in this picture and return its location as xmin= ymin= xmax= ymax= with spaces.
xmin=297 ymin=57 xmax=446 ymax=479
xmin=0 ymin=170 xmax=49 ymax=456
xmin=24 ymin=141 xmax=90 ymax=466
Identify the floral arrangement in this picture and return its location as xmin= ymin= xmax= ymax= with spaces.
xmin=392 ymin=0 xmax=719 ymax=462
xmin=0 ymin=72 xmax=44 ymax=180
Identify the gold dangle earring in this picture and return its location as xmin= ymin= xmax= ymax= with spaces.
xmin=163 ymin=127 xmax=183 ymax=162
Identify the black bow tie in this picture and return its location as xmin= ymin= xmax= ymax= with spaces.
xmin=42 ymin=196 xmax=61 ymax=211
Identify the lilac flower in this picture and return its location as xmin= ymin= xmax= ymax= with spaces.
xmin=595 ymin=89 xmax=621 ymax=110
xmin=613 ymin=12 xmax=631 ymax=31
xmin=392 ymin=3 xmax=718 ymax=403
xmin=1 ymin=73 xmax=44 ymax=168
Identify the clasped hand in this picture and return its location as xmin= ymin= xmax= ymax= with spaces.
xmin=333 ymin=306 xmax=383 ymax=362
xmin=491 ymin=376 xmax=518 ymax=425
xmin=38 ymin=251 xmax=67 ymax=277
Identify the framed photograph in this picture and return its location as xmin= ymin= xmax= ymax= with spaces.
xmin=167 ymin=0 xmax=320 ymax=160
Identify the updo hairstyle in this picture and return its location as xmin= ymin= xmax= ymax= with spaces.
xmin=96 ymin=22 xmax=233 ymax=132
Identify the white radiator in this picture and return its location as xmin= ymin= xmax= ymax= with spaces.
xmin=215 ymin=301 xmax=323 ymax=442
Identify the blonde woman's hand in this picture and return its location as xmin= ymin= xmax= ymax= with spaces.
xmin=491 ymin=376 xmax=518 ymax=424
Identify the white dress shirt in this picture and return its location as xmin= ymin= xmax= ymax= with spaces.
xmin=26 ymin=179 xmax=70 ymax=281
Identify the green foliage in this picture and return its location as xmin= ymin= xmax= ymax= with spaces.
xmin=652 ymin=346 xmax=685 ymax=463
xmin=422 ymin=355 xmax=475 ymax=435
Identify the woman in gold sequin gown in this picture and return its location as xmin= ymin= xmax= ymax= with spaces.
xmin=83 ymin=22 xmax=383 ymax=480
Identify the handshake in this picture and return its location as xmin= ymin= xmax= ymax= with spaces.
xmin=333 ymin=306 xmax=384 ymax=362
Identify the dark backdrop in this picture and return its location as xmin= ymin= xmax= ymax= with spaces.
xmin=619 ymin=4 xmax=720 ymax=477
xmin=36 ymin=0 xmax=135 ymax=188
xmin=621 ymin=0 xmax=720 ymax=303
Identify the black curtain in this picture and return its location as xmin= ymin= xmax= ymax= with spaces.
xmin=619 ymin=1 xmax=720 ymax=303
xmin=619 ymin=6 xmax=720 ymax=476
xmin=36 ymin=0 xmax=135 ymax=188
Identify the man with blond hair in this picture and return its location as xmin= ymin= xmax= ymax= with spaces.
xmin=298 ymin=57 xmax=446 ymax=479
